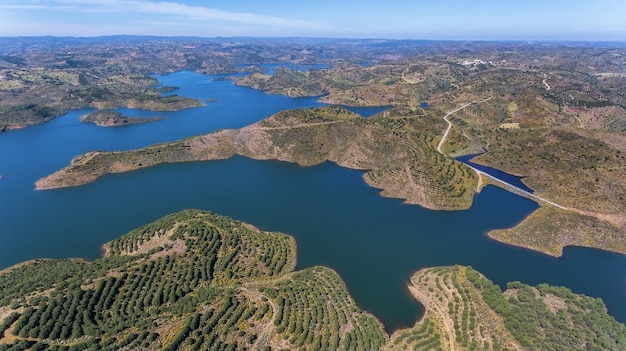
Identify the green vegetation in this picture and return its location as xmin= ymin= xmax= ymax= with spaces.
xmin=469 ymin=126 xmax=626 ymax=255
xmin=81 ymin=110 xmax=164 ymax=127
xmin=399 ymin=266 xmax=521 ymax=351
xmin=37 ymin=106 xmax=478 ymax=210
xmin=0 ymin=104 xmax=62 ymax=131
xmin=0 ymin=55 xmax=26 ymax=66
xmin=0 ymin=39 xmax=210 ymax=130
xmin=2 ymin=212 xmax=624 ymax=350
xmin=125 ymin=93 xmax=203 ymax=111
xmin=0 ymin=259 xmax=92 ymax=308
xmin=489 ymin=206 xmax=626 ymax=257
xmin=0 ymin=210 xmax=386 ymax=351
xmin=234 ymin=62 xmax=466 ymax=107
xmin=264 ymin=266 xmax=387 ymax=351
xmin=497 ymin=281 xmax=626 ymax=350
xmin=3 ymin=37 xmax=626 ymax=349
xmin=387 ymin=316 xmax=446 ymax=350
xmin=474 ymin=128 xmax=625 ymax=214
xmin=394 ymin=266 xmax=626 ymax=351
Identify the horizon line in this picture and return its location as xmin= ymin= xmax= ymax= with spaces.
xmin=1 ymin=35 xmax=625 ymax=43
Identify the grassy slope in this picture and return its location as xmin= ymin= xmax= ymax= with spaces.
xmin=470 ymin=126 xmax=626 ymax=256
xmin=489 ymin=207 xmax=626 ymax=257
xmin=474 ymin=127 xmax=625 ymax=216
xmin=431 ymin=68 xmax=626 ymax=256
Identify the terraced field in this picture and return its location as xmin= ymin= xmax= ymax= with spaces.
xmin=2 ymin=212 xmax=624 ymax=350
xmin=399 ymin=266 xmax=522 ymax=351
xmin=0 ymin=210 xmax=386 ymax=351
xmin=393 ymin=266 xmax=626 ymax=351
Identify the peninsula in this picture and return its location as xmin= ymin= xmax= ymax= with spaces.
xmin=227 ymin=41 xmax=626 ymax=257
xmin=1 ymin=210 xmax=624 ymax=350
xmin=36 ymin=104 xmax=626 ymax=257
xmin=36 ymin=106 xmax=479 ymax=211
xmin=3 ymin=37 xmax=626 ymax=349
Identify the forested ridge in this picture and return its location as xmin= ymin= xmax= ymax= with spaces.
xmin=1 ymin=210 xmax=624 ymax=350
xmin=0 ymin=210 xmax=386 ymax=351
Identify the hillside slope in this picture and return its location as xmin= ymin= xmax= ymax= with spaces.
xmin=2 ymin=212 xmax=624 ymax=350
xmin=0 ymin=210 xmax=387 ymax=351
xmin=36 ymin=106 xmax=478 ymax=211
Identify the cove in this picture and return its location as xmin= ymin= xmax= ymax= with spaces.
xmin=1 ymin=71 xmax=625 ymax=332
xmin=457 ymin=153 xmax=534 ymax=193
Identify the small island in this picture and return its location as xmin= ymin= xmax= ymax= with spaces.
xmin=80 ymin=110 xmax=165 ymax=127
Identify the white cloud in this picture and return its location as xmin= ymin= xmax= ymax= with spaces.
xmin=1 ymin=0 xmax=327 ymax=31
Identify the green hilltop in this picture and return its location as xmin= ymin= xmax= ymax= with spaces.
xmin=1 ymin=210 xmax=625 ymax=351
xmin=0 ymin=210 xmax=386 ymax=351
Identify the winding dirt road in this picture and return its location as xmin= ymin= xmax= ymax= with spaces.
xmin=542 ymin=73 xmax=551 ymax=90
xmin=436 ymin=97 xmax=567 ymax=209
xmin=437 ymin=97 xmax=491 ymax=153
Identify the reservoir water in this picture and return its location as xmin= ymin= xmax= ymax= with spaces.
xmin=456 ymin=153 xmax=534 ymax=193
xmin=1 ymin=71 xmax=625 ymax=332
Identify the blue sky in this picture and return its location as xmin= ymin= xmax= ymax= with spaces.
xmin=1 ymin=0 xmax=625 ymax=40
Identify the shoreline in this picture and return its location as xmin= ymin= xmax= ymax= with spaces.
xmin=487 ymin=205 xmax=626 ymax=257
xmin=100 ymin=242 xmax=110 ymax=258
xmin=32 ymin=99 xmax=626 ymax=257
xmin=80 ymin=110 xmax=166 ymax=127
xmin=35 ymin=108 xmax=479 ymax=211
xmin=1 ymin=212 xmax=623 ymax=349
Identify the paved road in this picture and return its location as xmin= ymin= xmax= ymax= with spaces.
xmin=472 ymin=168 xmax=566 ymax=209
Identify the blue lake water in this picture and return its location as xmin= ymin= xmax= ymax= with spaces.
xmin=457 ymin=153 xmax=535 ymax=193
xmin=341 ymin=105 xmax=390 ymax=117
xmin=1 ymin=71 xmax=625 ymax=332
